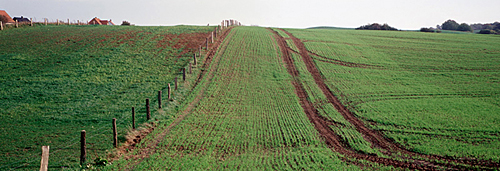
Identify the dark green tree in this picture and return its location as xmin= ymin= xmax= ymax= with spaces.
xmin=457 ymin=23 xmax=473 ymax=32
xmin=442 ymin=19 xmax=459 ymax=30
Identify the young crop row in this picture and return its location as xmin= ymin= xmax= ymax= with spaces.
xmin=0 ymin=25 xmax=213 ymax=169
xmin=107 ymin=27 xmax=360 ymax=170
xmin=284 ymin=28 xmax=500 ymax=161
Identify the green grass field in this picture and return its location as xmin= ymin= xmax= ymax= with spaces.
xmin=286 ymin=28 xmax=500 ymax=161
xmin=1 ymin=24 xmax=499 ymax=170
xmin=0 ymin=25 xmax=213 ymax=169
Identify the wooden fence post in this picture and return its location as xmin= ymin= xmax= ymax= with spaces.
xmin=15 ymin=20 xmax=18 ymax=28
xmin=189 ymin=63 xmax=192 ymax=74
xmin=182 ymin=68 xmax=186 ymax=81
xmin=30 ymin=18 xmax=33 ymax=26
xmin=45 ymin=18 xmax=47 ymax=26
xmin=211 ymin=32 xmax=214 ymax=43
xmin=146 ymin=98 xmax=150 ymax=120
xmin=158 ymin=90 xmax=162 ymax=109
xmin=57 ymin=19 xmax=59 ymax=25
xmin=80 ymin=130 xmax=86 ymax=166
xmin=206 ymin=38 xmax=208 ymax=49
xmin=193 ymin=53 xmax=197 ymax=66
xmin=112 ymin=118 xmax=117 ymax=148
xmin=132 ymin=107 xmax=135 ymax=129
xmin=68 ymin=19 xmax=70 ymax=25
xmin=1 ymin=21 xmax=3 ymax=31
xmin=174 ymin=77 xmax=178 ymax=90
xmin=168 ymin=84 xmax=171 ymax=100
xmin=40 ymin=146 xmax=50 ymax=171
xmin=214 ymin=28 xmax=217 ymax=38
xmin=77 ymin=20 xmax=80 ymax=25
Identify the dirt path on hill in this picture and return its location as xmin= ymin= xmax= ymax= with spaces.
xmin=116 ymin=28 xmax=234 ymax=170
xmin=272 ymin=28 xmax=499 ymax=170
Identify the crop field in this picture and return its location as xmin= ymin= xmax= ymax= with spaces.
xmin=0 ymin=25 xmax=213 ymax=169
xmin=2 ymin=24 xmax=499 ymax=170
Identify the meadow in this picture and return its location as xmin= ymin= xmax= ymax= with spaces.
xmin=285 ymin=28 xmax=500 ymax=161
xmin=0 ymin=25 xmax=213 ymax=169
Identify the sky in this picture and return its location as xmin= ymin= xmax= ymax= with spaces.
xmin=0 ymin=0 xmax=499 ymax=30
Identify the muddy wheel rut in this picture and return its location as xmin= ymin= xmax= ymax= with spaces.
xmin=271 ymin=28 xmax=500 ymax=170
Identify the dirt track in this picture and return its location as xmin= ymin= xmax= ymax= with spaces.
xmin=271 ymin=28 xmax=500 ymax=170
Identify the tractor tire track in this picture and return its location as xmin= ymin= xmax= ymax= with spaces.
xmin=277 ymin=28 xmax=500 ymax=170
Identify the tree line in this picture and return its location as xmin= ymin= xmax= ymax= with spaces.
xmin=421 ymin=19 xmax=499 ymax=34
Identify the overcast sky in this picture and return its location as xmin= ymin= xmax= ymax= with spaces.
xmin=1 ymin=0 xmax=499 ymax=30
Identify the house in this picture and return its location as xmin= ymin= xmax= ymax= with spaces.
xmin=88 ymin=17 xmax=115 ymax=25
xmin=0 ymin=10 xmax=15 ymax=23
xmin=13 ymin=16 xmax=31 ymax=23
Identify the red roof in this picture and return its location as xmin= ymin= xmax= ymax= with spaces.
xmin=0 ymin=10 xmax=15 ymax=23
xmin=88 ymin=17 xmax=115 ymax=25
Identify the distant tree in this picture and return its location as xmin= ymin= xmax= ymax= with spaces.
xmin=436 ymin=25 xmax=442 ymax=30
xmin=457 ymin=23 xmax=473 ymax=32
xmin=420 ymin=27 xmax=435 ymax=33
xmin=356 ymin=23 xmax=398 ymax=31
xmin=121 ymin=21 xmax=131 ymax=26
xmin=441 ymin=19 xmax=459 ymax=30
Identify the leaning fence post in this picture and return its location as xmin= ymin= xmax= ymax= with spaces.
xmin=40 ymin=146 xmax=50 ymax=171
xmin=146 ymin=98 xmax=150 ymax=120
xmin=112 ymin=118 xmax=117 ymax=148
xmin=1 ymin=21 xmax=3 ymax=30
xmin=168 ymin=84 xmax=171 ymax=100
xmin=80 ymin=130 xmax=86 ymax=166
xmin=132 ymin=107 xmax=135 ymax=129
xmin=158 ymin=90 xmax=162 ymax=109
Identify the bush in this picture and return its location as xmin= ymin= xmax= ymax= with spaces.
xmin=457 ymin=23 xmax=473 ymax=32
xmin=420 ymin=27 xmax=435 ymax=33
xmin=442 ymin=19 xmax=459 ymax=30
xmin=479 ymin=29 xmax=497 ymax=34
xmin=356 ymin=23 xmax=398 ymax=31
xmin=121 ymin=21 xmax=131 ymax=26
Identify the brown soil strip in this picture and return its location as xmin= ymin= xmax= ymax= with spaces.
xmin=277 ymin=28 xmax=500 ymax=170
xmin=114 ymin=28 xmax=234 ymax=170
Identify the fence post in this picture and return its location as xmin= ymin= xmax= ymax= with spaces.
xmin=68 ymin=19 xmax=70 ymax=25
xmin=168 ymin=84 xmax=171 ymax=100
xmin=45 ymin=18 xmax=47 ymax=26
xmin=189 ymin=63 xmax=192 ymax=74
xmin=1 ymin=21 xmax=3 ymax=31
xmin=40 ymin=146 xmax=50 ymax=171
xmin=158 ymin=90 xmax=162 ymax=109
xmin=146 ymin=98 xmax=150 ymax=120
xmin=30 ymin=18 xmax=33 ymax=26
xmin=199 ymin=45 xmax=202 ymax=56
xmin=182 ymin=68 xmax=186 ymax=81
xmin=15 ymin=20 xmax=18 ymax=28
xmin=174 ymin=77 xmax=178 ymax=90
xmin=214 ymin=27 xmax=217 ymax=38
xmin=206 ymin=38 xmax=208 ymax=49
xmin=80 ymin=130 xmax=86 ymax=166
xmin=132 ymin=107 xmax=135 ymax=129
xmin=193 ymin=53 xmax=197 ymax=66
xmin=211 ymin=32 xmax=214 ymax=43
xmin=112 ymin=118 xmax=117 ymax=148
xmin=77 ymin=20 xmax=80 ymax=25
xmin=57 ymin=19 xmax=59 ymax=25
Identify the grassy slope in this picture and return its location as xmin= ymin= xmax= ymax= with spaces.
xmin=107 ymin=27 xmax=359 ymax=170
xmin=285 ymin=28 xmax=500 ymax=161
xmin=0 ymin=25 xmax=212 ymax=169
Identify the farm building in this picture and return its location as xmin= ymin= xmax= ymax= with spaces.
xmin=0 ymin=10 xmax=15 ymax=23
xmin=88 ymin=17 xmax=115 ymax=25
xmin=13 ymin=16 xmax=31 ymax=23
